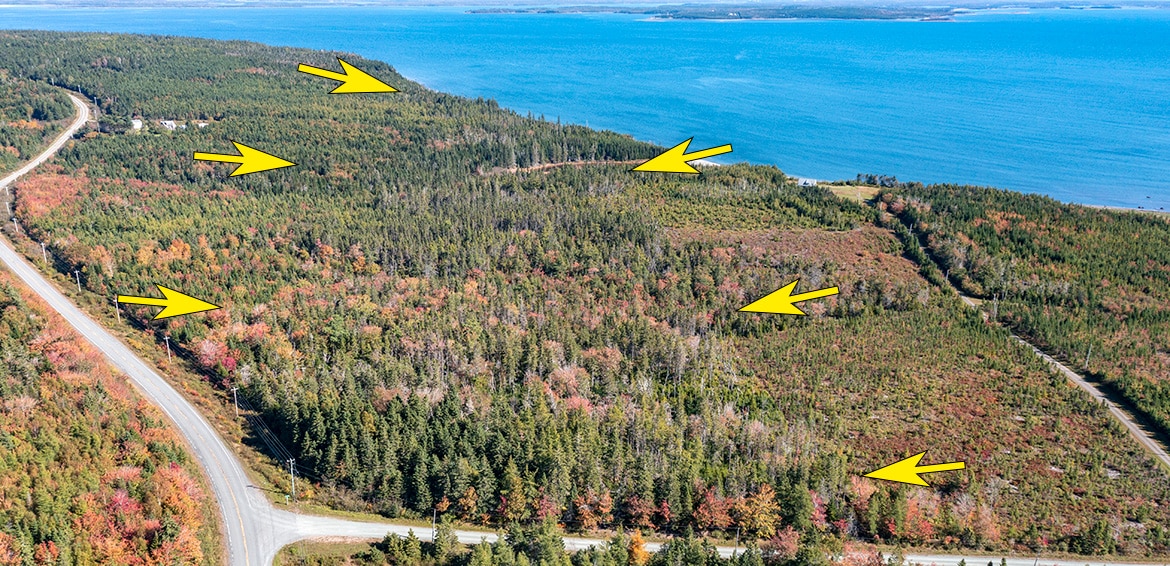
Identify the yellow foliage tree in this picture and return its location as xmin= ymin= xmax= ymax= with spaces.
xmin=736 ymin=484 xmax=782 ymax=539
xmin=628 ymin=530 xmax=650 ymax=566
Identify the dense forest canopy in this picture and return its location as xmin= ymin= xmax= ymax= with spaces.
xmin=2 ymin=30 xmax=1170 ymax=560
xmin=277 ymin=522 xmax=880 ymax=566
xmin=0 ymin=70 xmax=71 ymax=173
xmin=0 ymin=267 xmax=217 ymax=565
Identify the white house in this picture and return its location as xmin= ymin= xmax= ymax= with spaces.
xmin=130 ymin=119 xmax=142 ymax=130
xmin=797 ymin=178 xmax=818 ymax=187
xmin=159 ymin=120 xmax=177 ymax=131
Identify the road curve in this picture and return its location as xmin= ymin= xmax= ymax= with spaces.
xmin=0 ymin=95 xmax=89 ymax=189
xmin=2 ymin=95 xmax=1169 ymax=566
xmin=0 ymin=93 xmax=689 ymax=566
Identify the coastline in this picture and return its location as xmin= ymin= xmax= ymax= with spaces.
xmin=1084 ymin=203 xmax=1170 ymax=216
xmin=816 ymin=180 xmax=1167 ymax=216
xmin=3 ymin=9 xmax=1168 ymax=211
xmin=466 ymin=2 xmax=1168 ymax=21
xmin=6 ymin=33 xmax=1170 ymax=563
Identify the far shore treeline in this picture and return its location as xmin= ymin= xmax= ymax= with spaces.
xmin=1 ymin=30 xmax=1169 ymax=565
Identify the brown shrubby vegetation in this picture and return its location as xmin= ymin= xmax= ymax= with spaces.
xmin=0 ymin=268 xmax=216 ymax=565
xmin=2 ymin=31 xmax=1169 ymax=558
xmin=881 ymin=185 xmax=1170 ymax=459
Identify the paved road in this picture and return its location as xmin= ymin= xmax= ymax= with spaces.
xmin=0 ymin=93 xmax=683 ymax=566
xmin=2 ymin=95 xmax=1168 ymax=566
xmin=0 ymin=95 xmax=89 ymax=190
xmin=900 ymin=554 xmax=1168 ymax=566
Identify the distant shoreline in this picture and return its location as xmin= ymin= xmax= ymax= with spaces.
xmin=467 ymin=2 xmax=1164 ymax=21
xmin=4 ymin=7 xmax=1167 ymax=210
xmin=1084 ymin=203 xmax=1170 ymax=216
xmin=1 ymin=2 xmax=1165 ymax=15
xmin=468 ymin=4 xmax=957 ymax=21
xmin=816 ymin=181 xmax=1168 ymax=215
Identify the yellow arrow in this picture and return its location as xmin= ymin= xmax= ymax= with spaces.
xmin=632 ymin=138 xmax=732 ymax=174
xmin=117 ymin=285 xmax=221 ymax=320
xmin=739 ymin=280 xmax=839 ymax=315
xmin=297 ymin=58 xmax=398 ymax=94
xmin=864 ymin=452 xmax=966 ymax=487
xmin=193 ymin=141 xmax=296 ymax=177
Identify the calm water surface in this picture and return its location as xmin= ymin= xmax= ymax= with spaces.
xmin=2 ymin=6 xmax=1168 ymax=209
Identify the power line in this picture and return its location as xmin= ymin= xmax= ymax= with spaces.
xmin=233 ymin=392 xmax=323 ymax=481
xmin=133 ymin=325 xmax=326 ymax=482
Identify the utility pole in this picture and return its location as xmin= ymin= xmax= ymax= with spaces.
xmin=289 ymin=459 xmax=296 ymax=501
xmin=113 ymin=298 xmax=120 ymax=322
xmin=733 ymin=527 xmax=740 ymax=558
xmin=12 ymin=217 xmax=18 ymax=233
xmin=1084 ymin=344 xmax=1092 ymax=370
xmin=73 ymin=270 xmax=81 ymax=292
xmin=164 ymin=336 xmax=171 ymax=361
xmin=40 ymin=242 xmax=46 ymax=263
xmin=231 ymin=387 xmax=239 ymax=417
xmin=431 ymin=508 xmax=437 ymax=541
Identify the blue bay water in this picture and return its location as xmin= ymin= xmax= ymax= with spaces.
xmin=1 ymin=6 xmax=1168 ymax=209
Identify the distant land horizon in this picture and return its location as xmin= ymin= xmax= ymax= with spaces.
xmin=3 ymin=4 xmax=1168 ymax=209
xmin=2 ymin=0 xmax=1168 ymax=12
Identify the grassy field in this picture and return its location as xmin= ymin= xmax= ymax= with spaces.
xmin=824 ymin=183 xmax=882 ymax=203
xmin=277 ymin=540 xmax=381 ymax=566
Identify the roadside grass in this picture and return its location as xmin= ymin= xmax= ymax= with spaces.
xmin=277 ymin=540 xmax=376 ymax=566
xmin=2 ymin=216 xmax=725 ymax=552
xmin=0 ymin=217 xmax=510 ymax=534
xmin=0 ymin=217 xmax=423 ymax=521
